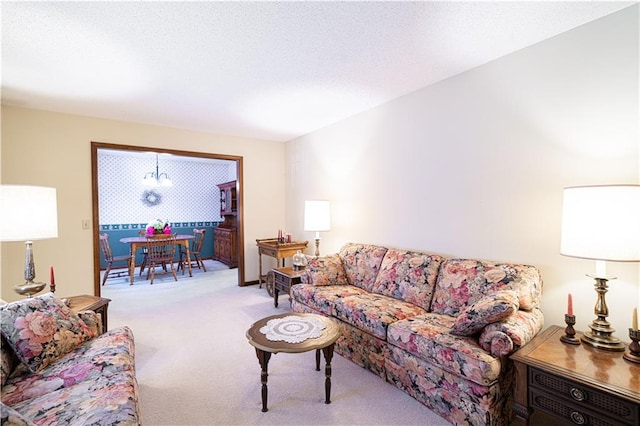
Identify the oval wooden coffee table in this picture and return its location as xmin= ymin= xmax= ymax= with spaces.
xmin=246 ymin=312 xmax=340 ymax=412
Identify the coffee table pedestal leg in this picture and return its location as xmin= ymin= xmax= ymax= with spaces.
xmin=322 ymin=343 xmax=335 ymax=404
xmin=255 ymin=349 xmax=272 ymax=412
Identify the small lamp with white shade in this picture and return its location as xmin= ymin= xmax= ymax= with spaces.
xmin=560 ymin=184 xmax=640 ymax=352
xmin=304 ymin=200 xmax=330 ymax=257
xmin=0 ymin=185 xmax=59 ymax=297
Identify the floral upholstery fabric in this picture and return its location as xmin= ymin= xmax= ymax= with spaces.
xmin=290 ymin=284 xmax=368 ymax=315
xmin=387 ymin=314 xmax=502 ymax=385
xmin=1 ymin=403 xmax=33 ymax=426
xmin=1 ymin=327 xmax=135 ymax=406
xmin=300 ymin=254 xmax=348 ymax=286
xmin=290 ymin=243 xmax=544 ymax=426
xmin=1 ymin=326 xmax=140 ymax=425
xmin=450 ymin=290 xmax=519 ymax=336
xmin=333 ymin=294 xmax=427 ymax=340
xmin=339 ymin=243 xmax=388 ymax=292
xmin=1 ymin=335 xmax=19 ymax=387
xmin=371 ymin=249 xmax=444 ymax=311
xmin=479 ymin=308 xmax=544 ymax=357
xmin=430 ymin=259 xmax=542 ymax=316
xmin=385 ymin=345 xmax=514 ymax=426
xmin=335 ymin=321 xmax=388 ymax=379
xmin=10 ymin=369 xmax=140 ymax=425
xmin=76 ymin=310 xmax=102 ymax=336
xmin=0 ymin=293 xmax=97 ymax=373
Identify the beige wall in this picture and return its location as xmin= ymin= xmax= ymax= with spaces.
xmin=1 ymin=106 xmax=286 ymax=301
xmin=285 ymin=7 xmax=640 ymax=339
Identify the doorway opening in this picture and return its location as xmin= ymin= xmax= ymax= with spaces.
xmin=90 ymin=141 xmax=245 ymax=295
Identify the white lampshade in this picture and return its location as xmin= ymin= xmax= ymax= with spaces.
xmin=0 ymin=185 xmax=59 ymax=241
xmin=560 ymin=185 xmax=640 ymax=261
xmin=304 ymin=200 xmax=331 ymax=232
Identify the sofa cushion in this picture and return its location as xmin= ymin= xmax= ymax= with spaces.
xmin=290 ymin=284 xmax=368 ymax=315
xmin=9 ymin=366 xmax=140 ymax=426
xmin=339 ymin=243 xmax=388 ymax=292
xmin=371 ymin=249 xmax=444 ymax=310
xmin=301 ymin=253 xmax=348 ymax=286
xmin=0 ymin=294 xmax=96 ymax=373
xmin=387 ymin=313 xmax=503 ymax=386
xmin=333 ymin=294 xmax=427 ymax=340
xmin=1 ymin=326 xmax=135 ymax=407
xmin=430 ymin=259 xmax=542 ymax=316
xmin=450 ymin=290 xmax=519 ymax=336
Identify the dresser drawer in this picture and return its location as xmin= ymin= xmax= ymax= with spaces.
xmin=274 ymin=272 xmax=289 ymax=287
xmin=529 ymin=367 xmax=639 ymax=425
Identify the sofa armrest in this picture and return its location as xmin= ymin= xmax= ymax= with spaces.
xmin=301 ymin=253 xmax=349 ymax=286
xmin=1 ymin=402 xmax=34 ymax=426
xmin=77 ymin=310 xmax=102 ymax=336
xmin=478 ymin=308 xmax=544 ymax=357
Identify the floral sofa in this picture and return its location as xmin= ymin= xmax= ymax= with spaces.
xmin=290 ymin=243 xmax=544 ymax=425
xmin=1 ymin=293 xmax=141 ymax=425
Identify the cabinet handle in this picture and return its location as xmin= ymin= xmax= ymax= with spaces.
xmin=570 ymin=410 xmax=586 ymax=425
xmin=570 ymin=387 xmax=585 ymax=401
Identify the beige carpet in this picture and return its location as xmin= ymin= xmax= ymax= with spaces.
xmin=102 ymin=260 xmax=450 ymax=425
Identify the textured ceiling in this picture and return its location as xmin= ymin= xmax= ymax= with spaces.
xmin=1 ymin=1 xmax=635 ymax=142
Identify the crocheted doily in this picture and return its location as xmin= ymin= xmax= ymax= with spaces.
xmin=259 ymin=315 xmax=327 ymax=344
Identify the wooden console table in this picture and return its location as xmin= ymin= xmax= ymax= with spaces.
xmin=256 ymin=238 xmax=308 ymax=289
xmin=511 ymin=325 xmax=640 ymax=425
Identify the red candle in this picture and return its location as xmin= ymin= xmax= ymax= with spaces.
xmin=50 ymin=266 xmax=55 ymax=285
xmin=567 ymin=293 xmax=573 ymax=316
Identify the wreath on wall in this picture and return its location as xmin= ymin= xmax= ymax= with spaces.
xmin=141 ymin=190 xmax=162 ymax=207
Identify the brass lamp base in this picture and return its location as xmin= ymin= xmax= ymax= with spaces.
xmin=581 ymin=329 xmax=625 ymax=351
xmin=580 ymin=275 xmax=625 ymax=352
xmin=14 ymin=240 xmax=47 ymax=298
xmin=14 ymin=281 xmax=46 ymax=297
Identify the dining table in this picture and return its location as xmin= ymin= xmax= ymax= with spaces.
xmin=119 ymin=234 xmax=194 ymax=284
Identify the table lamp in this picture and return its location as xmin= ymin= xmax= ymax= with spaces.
xmin=560 ymin=184 xmax=640 ymax=351
xmin=304 ymin=200 xmax=330 ymax=256
xmin=0 ymin=185 xmax=59 ymax=296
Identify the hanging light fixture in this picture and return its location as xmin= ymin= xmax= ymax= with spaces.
xmin=142 ymin=153 xmax=173 ymax=187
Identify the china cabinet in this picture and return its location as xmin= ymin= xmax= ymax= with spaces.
xmin=214 ymin=180 xmax=238 ymax=268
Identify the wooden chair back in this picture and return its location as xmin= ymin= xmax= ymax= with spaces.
xmin=145 ymin=234 xmax=177 ymax=263
xmin=191 ymin=229 xmax=206 ymax=254
xmin=99 ymin=233 xmax=115 ymax=262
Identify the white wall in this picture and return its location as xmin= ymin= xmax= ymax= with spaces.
xmin=285 ymin=7 xmax=640 ymax=339
xmin=1 ymin=107 xmax=287 ymax=301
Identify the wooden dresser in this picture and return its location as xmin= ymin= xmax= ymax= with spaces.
xmin=214 ymin=180 xmax=238 ymax=268
xmin=511 ymin=325 xmax=640 ymax=426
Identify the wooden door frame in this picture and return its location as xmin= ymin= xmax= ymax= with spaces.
xmin=90 ymin=141 xmax=245 ymax=295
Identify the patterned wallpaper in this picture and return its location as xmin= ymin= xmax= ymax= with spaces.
xmin=98 ymin=150 xmax=236 ymax=225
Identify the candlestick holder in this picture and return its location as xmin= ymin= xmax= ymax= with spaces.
xmin=623 ymin=329 xmax=640 ymax=364
xmin=560 ymin=314 xmax=580 ymax=345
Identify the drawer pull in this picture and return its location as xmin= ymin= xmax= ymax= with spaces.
xmin=570 ymin=387 xmax=585 ymax=401
xmin=570 ymin=411 xmax=586 ymax=425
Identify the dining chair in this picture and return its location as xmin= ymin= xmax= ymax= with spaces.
xmin=144 ymin=234 xmax=178 ymax=284
xmin=99 ymin=233 xmax=132 ymax=285
xmin=178 ymin=229 xmax=207 ymax=275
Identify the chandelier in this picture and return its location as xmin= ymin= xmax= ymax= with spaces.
xmin=142 ymin=154 xmax=173 ymax=187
